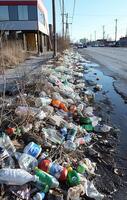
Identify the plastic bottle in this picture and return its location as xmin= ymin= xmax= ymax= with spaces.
xmin=51 ymin=100 xmax=68 ymax=112
xmin=59 ymin=103 xmax=68 ymax=112
xmin=18 ymin=153 xmax=38 ymax=172
xmin=24 ymin=142 xmax=42 ymax=158
xmin=75 ymin=137 xmax=86 ymax=146
xmin=0 ymin=168 xmax=38 ymax=185
xmin=67 ymin=125 xmax=77 ymax=142
xmin=77 ymin=161 xmax=87 ymax=174
xmin=67 ymin=167 xmax=80 ymax=186
xmin=64 ymin=140 xmax=77 ymax=151
xmin=35 ymin=98 xmax=52 ymax=107
xmin=38 ymin=159 xmax=67 ymax=181
xmin=35 ymin=167 xmax=59 ymax=189
xmin=82 ymin=124 xmax=94 ymax=132
xmin=75 ymin=134 xmax=92 ymax=146
xmin=80 ymin=117 xmax=92 ymax=125
xmin=42 ymin=128 xmax=64 ymax=144
xmin=38 ymin=152 xmax=49 ymax=163
xmin=0 ymin=147 xmax=15 ymax=168
xmin=60 ymin=127 xmax=68 ymax=138
xmin=51 ymin=99 xmax=61 ymax=108
xmin=0 ymin=132 xmax=16 ymax=156
xmin=69 ymin=105 xmax=77 ymax=113
xmin=33 ymin=192 xmax=45 ymax=200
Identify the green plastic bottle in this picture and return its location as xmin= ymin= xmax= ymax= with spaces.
xmin=67 ymin=168 xmax=80 ymax=186
xmin=77 ymin=162 xmax=87 ymax=174
xmin=81 ymin=124 xmax=94 ymax=132
xmin=35 ymin=167 xmax=59 ymax=189
xmin=80 ymin=117 xmax=92 ymax=125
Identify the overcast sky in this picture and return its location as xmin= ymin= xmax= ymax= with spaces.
xmin=44 ymin=0 xmax=127 ymax=41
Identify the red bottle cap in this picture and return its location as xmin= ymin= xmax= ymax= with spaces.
xmin=6 ymin=127 xmax=15 ymax=136
xmin=38 ymin=159 xmax=51 ymax=172
xmin=59 ymin=167 xmax=68 ymax=181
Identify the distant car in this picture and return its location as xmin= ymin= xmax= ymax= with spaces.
xmin=83 ymin=43 xmax=87 ymax=48
xmin=77 ymin=43 xmax=84 ymax=48
xmin=99 ymin=44 xmax=105 ymax=47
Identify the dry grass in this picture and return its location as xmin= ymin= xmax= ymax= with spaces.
xmin=0 ymin=40 xmax=27 ymax=70
xmin=57 ymin=35 xmax=70 ymax=53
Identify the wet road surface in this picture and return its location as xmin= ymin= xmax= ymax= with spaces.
xmin=80 ymin=47 xmax=127 ymax=99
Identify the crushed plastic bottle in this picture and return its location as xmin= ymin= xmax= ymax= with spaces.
xmin=64 ymin=140 xmax=77 ymax=151
xmin=0 ymin=132 xmax=16 ymax=156
xmin=35 ymin=97 xmax=52 ymax=107
xmin=0 ymin=147 xmax=15 ymax=168
xmin=42 ymin=128 xmax=64 ymax=144
xmin=75 ymin=133 xmax=92 ymax=146
xmin=90 ymin=116 xmax=101 ymax=127
xmin=94 ymin=124 xmax=112 ymax=133
xmin=0 ymin=168 xmax=38 ymax=185
xmin=15 ymin=106 xmax=46 ymax=120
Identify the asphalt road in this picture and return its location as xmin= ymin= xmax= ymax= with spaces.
xmin=80 ymin=47 xmax=127 ymax=99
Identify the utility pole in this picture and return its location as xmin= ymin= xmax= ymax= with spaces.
xmin=90 ymin=34 xmax=92 ymax=42
xmin=125 ymin=27 xmax=127 ymax=37
xmin=62 ymin=0 xmax=64 ymax=38
xmin=94 ymin=31 xmax=96 ymax=41
xmin=103 ymin=25 xmax=105 ymax=40
xmin=65 ymin=13 xmax=69 ymax=38
xmin=52 ymin=0 xmax=57 ymax=57
xmin=115 ymin=19 xmax=118 ymax=42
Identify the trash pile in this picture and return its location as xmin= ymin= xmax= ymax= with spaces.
xmin=0 ymin=50 xmax=122 ymax=200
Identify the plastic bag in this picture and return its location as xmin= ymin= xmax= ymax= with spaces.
xmin=86 ymin=180 xmax=104 ymax=200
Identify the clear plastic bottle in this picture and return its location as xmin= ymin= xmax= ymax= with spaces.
xmin=35 ymin=97 xmax=51 ymax=107
xmin=42 ymin=128 xmax=64 ymax=144
xmin=0 ymin=168 xmax=38 ymax=185
xmin=17 ymin=153 xmax=38 ymax=172
xmin=0 ymin=132 xmax=16 ymax=156
xmin=0 ymin=147 xmax=15 ymax=168
xmin=64 ymin=140 xmax=77 ymax=151
xmin=33 ymin=192 xmax=45 ymax=200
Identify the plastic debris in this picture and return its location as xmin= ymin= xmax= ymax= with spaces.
xmin=0 ymin=50 xmax=120 ymax=200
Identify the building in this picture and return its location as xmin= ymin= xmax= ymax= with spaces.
xmin=119 ymin=37 xmax=127 ymax=47
xmin=0 ymin=0 xmax=50 ymax=52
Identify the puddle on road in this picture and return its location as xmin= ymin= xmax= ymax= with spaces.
xmin=84 ymin=66 xmax=127 ymax=165
xmin=82 ymin=62 xmax=100 ymax=68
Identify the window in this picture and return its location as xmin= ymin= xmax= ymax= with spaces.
xmin=18 ymin=6 xmax=28 ymax=20
xmin=28 ymin=6 xmax=37 ymax=20
xmin=41 ymin=13 xmax=45 ymax=25
xmin=0 ymin=6 xmax=9 ymax=21
xmin=38 ymin=10 xmax=46 ymax=25
xmin=9 ymin=6 xmax=18 ymax=21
